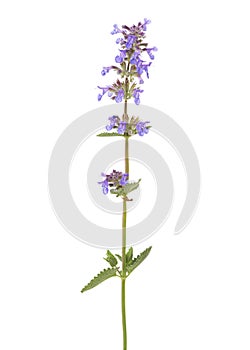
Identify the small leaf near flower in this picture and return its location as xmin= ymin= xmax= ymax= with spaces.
xmin=104 ymin=250 xmax=118 ymax=267
xmin=123 ymin=179 xmax=141 ymax=195
xmin=110 ymin=179 xmax=141 ymax=199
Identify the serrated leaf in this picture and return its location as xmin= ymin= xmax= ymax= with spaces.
xmin=127 ymin=247 xmax=152 ymax=275
xmin=123 ymin=179 xmax=141 ymax=195
xmin=126 ymin=247 xmax=133 ymax=265
xmin=104 ymin=250 xmax=118 ymax=267
xmin=97 ymin=132 xmax=124 ymax=137
xmin=81 ymin=268 xmax=117 ymax=293
xmin=110 ymin=179 xmax=141 ymax=199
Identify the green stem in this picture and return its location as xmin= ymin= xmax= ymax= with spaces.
xmin=121 ymin=100 xmax=129 ymax=350
xmin=121 ymin=199 xmax=127 ymax=350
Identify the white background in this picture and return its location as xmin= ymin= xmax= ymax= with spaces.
xmin=1 ymin=1 xmax=250 ymax=349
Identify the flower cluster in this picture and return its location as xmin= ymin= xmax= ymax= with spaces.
xmin=105 ymin=115 xmax=150 ymax=136
xmin=97 ymin=19 xmax=157 ymax=105
xmin=98 ymin=170 xmax=129 ymax=195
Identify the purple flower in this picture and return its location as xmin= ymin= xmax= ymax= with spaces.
xmin=117 ymin=121 xmax=127 ymax=134
xmin=111 ymin=24 xmax=121 ymax=35
xmin=120 ymin=173 xmax=129 ymax=185
xmin=98 ymin=86 xmax=111 ymax=101
xmin=133 ymin=88 xmax=144 ymax=105
xmin=130 ymin=51 xmax=141 ymax=65
xmin=98 ymin=177 xmax=109 ymax=195
xmin=115 ymin=88 xmax=124 ymax=103
xmin=106 ymin=115 xmax=119 ymax=131
xmin=98 ymin=170 xmax=129 ymax=195
xmin=126 ymin=35 xmax=136 ymax=49
xmin=136 ymin=62 xmax=144 ymax=76
xmin=101 ymin=66 xmax=112 ymax=76
xmin=136 ymin=121 xmax=150 ymax=136
xmin=98 ymin=19 xmax=157 ymax=106
xmin=142 ymin=62 xmax=152 ymax=78
xmin=143 ymin=18 xmax=151 ymax=31
xmin=146 ymin=47 xmax=158 ymax=60
xmin=115 ymin=50 xmax=127 ymax=63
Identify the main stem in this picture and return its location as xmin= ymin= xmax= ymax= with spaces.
xmin=121 ymin=100 xmax=129 ymax=350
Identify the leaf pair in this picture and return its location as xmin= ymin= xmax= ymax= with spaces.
xmin=81 ymin=246 xmax=152 ymax=293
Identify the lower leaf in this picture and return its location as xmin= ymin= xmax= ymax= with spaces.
xmin=81 ymin=268 xmax=117 ymax=293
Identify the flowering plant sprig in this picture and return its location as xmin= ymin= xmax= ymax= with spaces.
xmin=97 ymin=18 xmax=157 ymax=105
xmin=81 ymin=19 xmax=157 ymax=350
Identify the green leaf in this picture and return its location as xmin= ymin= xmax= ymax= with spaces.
xmin=104 ymin=250 xmax=118 ymax=267
xmin=127 ymin=247 xmax=152 ymax=275
xmin=115 ymin=254 xmax=122 ymax=262
xmin=126 ymin=247 xmax=133 ymax=265
xmin=110 ymin=179 xmax=141 ymax=198
xmin=110 ymin=187 xmax=125 ymax=197
xmin=123 ymin=179 xmax=141 ymax=195
xmin=97 ymin=132 xmax=124 ymax=137
xmin=81 ymin=268 xmax=117 ymax=293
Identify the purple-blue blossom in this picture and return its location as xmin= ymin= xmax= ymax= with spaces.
xmin=130 ymin=51 xmax=140 ymax=65
xmin=115 ymin=89 xmax=124 ymax=103
xmin=98 ymin=86 xmax=111 ymax=101
xmin=98 ymin=170 xmax=129 ymax=195
xmin=146 ymin=47 xmax=158 ymax=60
xmin=120 ymin=173 xmax=129 ymax=185
xmin=98 ymin=19 xmax=157 ymax=105
xmin=101 ymin=67 xmax=112 ymax=76
xmin=133 ymin=88 xmax=144 ymax=105
xmin=106 ymin=115 xmax=119 ymax=131
xmin=143 ymin=18 xmax=151 ymax=31
xmin=126 ymin=35 xmax=136 ymax=49
xmin=142 ymin=62 xmax=151 ymax=78
xmin=136 ymin=121 xmax=150 ymax=136
xmin=98 ymin=176 xmax=109 ymax=195
xmin=111 ymin=24 xmax=121 ymax=35
xmin=118 ymin=122 xmax=127 ymax=134
xmin=115 ymin=50 xmax=127 ymax=63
